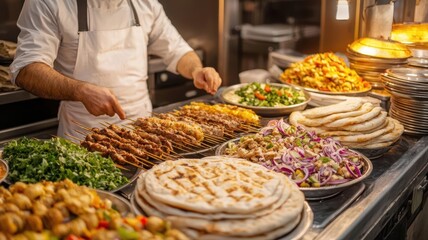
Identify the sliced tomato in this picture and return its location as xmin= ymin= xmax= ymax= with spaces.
xmin=66 ymin=235 xmax=84 ymax=240
xmin=254 ymin=92 xmax=266 ymax=100
xmin=97 ymin=220 xmax=109 ymax=229
xmin=264 ymin=84 xmax=271 ymax=92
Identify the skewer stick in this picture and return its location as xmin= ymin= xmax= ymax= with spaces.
xmin=205 ymin=133 xmax=223 ymax=140
xmin=204 ymin=136 xmax=220 ymax=142
xmin=100 ymin=122 xmax=110 ymax=128
xmin=65 ymin=133 xmax=84 ymax=143
xmin=203 ymin=138 xmax=220 ymax=145
xmin=119 ymin=158 xmax=145 ymax=169
xmin=223 ymin=132 xmax=235 ymax=138
xmin=173 ymin=144 xmax=194 ymax=153
xmin=75 ymin=129 xmax=88 ymax=137
xmin=134 ymin=155 xmax=156 ymax=166
xmin=198 ymin=142 xmax=212 ymax=148
xmin=141 ymin=150 xmax=164 ymax=162
xmin=115 ymin=164 xmax=130 ymax=171
xmin=71 ymin=119 xmax=93 ymax=132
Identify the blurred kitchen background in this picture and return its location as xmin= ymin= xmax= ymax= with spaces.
xmin=0 ymin=0 xmax=427 ymax=141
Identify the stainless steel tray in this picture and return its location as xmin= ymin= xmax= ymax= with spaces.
xmin=0 ymin=148 xmax=141 ymax=193
xmin=96 ymin=190 xmax=134 ymax=216
xmin=219 ymin=83 xmax=311 ymax=117
xmin=216 ymin=138 xmax=373 ymax=200
xmin=131 ymin=192 xmax=313 ymax=240
xmin=0 ymin=159 xmax=8 ymax=183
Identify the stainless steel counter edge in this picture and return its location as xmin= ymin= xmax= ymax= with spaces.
xmin=312 ymin=136 xmax=428 ymax=240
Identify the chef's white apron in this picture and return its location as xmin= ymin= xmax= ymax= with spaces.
xmin=58 ymin=0 xmax=152 ymax=139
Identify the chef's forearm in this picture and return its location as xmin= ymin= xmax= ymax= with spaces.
xmin=176 ymin=51 xmax=203 ymax=79
xmin=15 ymin=62 xmax=85 ymax=101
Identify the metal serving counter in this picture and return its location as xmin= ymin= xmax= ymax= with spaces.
xmin=3 ymin=91 xmax=427 ymax=240
xmin=117 ymin=93 xmax=428 ymax=240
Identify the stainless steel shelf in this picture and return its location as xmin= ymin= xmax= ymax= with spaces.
xmin=0 ymin=90 xmax=37 ymax=105
xmin=0 ymin=118 xmax=58 ymax=144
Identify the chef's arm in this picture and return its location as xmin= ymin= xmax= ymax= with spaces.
xmin=15 ymin=62 xmax=126 ymax=119
xmin=176 ymin=51 xmax=222 ymax=95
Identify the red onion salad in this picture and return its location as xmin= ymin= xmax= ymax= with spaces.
xmin=223 ymin=119 xmax=366 ymax=187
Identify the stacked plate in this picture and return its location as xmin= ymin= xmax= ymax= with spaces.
xmin=132 ymin=156 xmax=313 ymax=240
xmin=381 ymin=67 xmax=428 ymax=135
xmin=407 ymin=44 xmax=428 ymax=68
xmin=346 ymin=39 xmax=411 ymax=89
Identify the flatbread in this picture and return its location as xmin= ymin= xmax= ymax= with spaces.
xmin=166 ymin=184 xmax=304 ymax=237
xmin=180 ymin=213 xmax=301 ymax=240
xmin=332 ymin=117 xmax=395 ymax=143
xmin=291 ymin=103 xmax=375 ymax=127
xmin=136 ymin=172 xmax=292 ymax=219
xmin=341 ymin=119 xmax=404 ymax=148
xmin=324 ymin=106 xmax=382 ymax=128
xmin=333 ymin=111 xmax=388 ymax=132
xmin=301 ymin=98 xmax=363 ymax=118
xmin=348 ymin=140 xmax=398 ymax=149
xmin=144 ymin=157 xmax=284 ymax=214
xmin=319 ymin=120 xmax=388 ymax=137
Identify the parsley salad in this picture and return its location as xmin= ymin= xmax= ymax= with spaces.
xmin=235 ymin=83 xmax=306 ymax=107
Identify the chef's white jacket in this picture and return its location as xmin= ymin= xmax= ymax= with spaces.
xmin=10 ymin=0 xmax=193 ymax=83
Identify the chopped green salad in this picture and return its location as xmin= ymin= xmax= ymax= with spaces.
xmin=235 ymin=83 xmax=306 ymax=107
xmin=2 ymin=137 xmax=128 ymax=191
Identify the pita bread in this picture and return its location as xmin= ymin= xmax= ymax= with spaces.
xmin=166 ymin=184 xmax=304 ymax=237
xmin=332 ymin=117 xmax=395 ymax=143
xmin=180 ymin=212 xmax=301 ymax=240
xmin=144 ymin=157 xmax=284 ymax=214
xmin=342 ymin=118 xmax=404 ymax=148
xmin=291 ymin=103 xmax=375 ymax=127
xmin=301 ymin=98 xmax=363 ymax=118
xmin=319 ymin=120 xmax=388 ymax=137
xmin=324 ymin=107 xmax=382 ymax=128
xmin=334 ymin=111 xmax=388 ymax=132
xmin=344 ymin=139 xmax=398 ymax=149
xmin=137 ymin=172 xmax=292 ymax=219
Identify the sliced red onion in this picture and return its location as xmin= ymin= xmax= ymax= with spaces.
xmin=294 ymin=147 xmax=305 ymax=158
xmin=293 ymin=167 xmax=309 ymax=185
xmin=276 ymin=118 xmax=286 ymax=136
xmin=279 ymin=166 xmax=295 ymax=176
xmin=267 ymin=120 xmax=278 ymax=127
xmin=319 ymin=167 xmax=333 ymax=186
xmin=345 ymin=161 xmax=361 ymax=178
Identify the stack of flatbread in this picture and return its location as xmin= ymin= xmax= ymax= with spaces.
xmin=0 ymin=40 xmax=17 ymax=59
xmin=289 ymin=98 xmax=404 ymax=149
xmin=0 ymin=65 xmax=19 ymax=92
xmin=133 ymin=156 xmax=308 ymax=240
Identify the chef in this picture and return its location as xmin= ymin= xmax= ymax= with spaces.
xmin=10 ymin=0 xmax=222 ymax=139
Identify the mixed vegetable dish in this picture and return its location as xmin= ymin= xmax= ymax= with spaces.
xmin=224 ymin=119 xmax=367 ymax=187
xmin=233 ymin=82 xmax=307 ymax=107
xmin=280 ymin=52 xmax=371 ymax=93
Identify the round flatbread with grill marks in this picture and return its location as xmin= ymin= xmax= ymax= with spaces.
xmin=166 ymin=182 xmax=304 ymax=237
xmin=137 ymin=172 xmax=292 ymax=219
xmin=144 ymin=157 xmax=285 ymax=214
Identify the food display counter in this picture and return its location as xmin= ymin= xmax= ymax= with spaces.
xmin=115 ymin=93 xmax=428 ymax=240
xmin=1 ymin=92 xmax=427 ymax=239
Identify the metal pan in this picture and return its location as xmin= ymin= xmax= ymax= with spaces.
xmin=220 ymin=83 xmax=311 ymax=117
xmin=216 ymin=138 xmax=373 ymax=200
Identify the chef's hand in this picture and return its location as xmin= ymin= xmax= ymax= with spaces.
xmin=78 ymin=83 xmax=126 ymax=119
xmin=192 ymin=67 xmax=222 ymax=95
